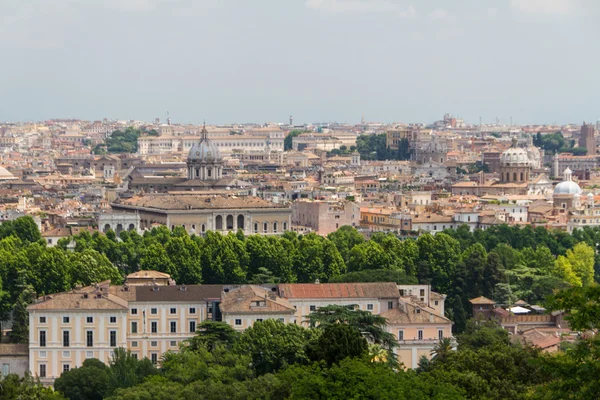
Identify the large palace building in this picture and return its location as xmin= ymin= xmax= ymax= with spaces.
xmin=108 ymin=125 xmax=291 ymax=236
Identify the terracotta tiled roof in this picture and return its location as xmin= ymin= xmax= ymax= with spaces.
xmin=279 ymin=282 xmax=399 ymax=299
xmin=469 ymin=296 xmax=496 ymax=305
xmin=28 ymin=287 xmax=128 ymax=311
xmin=220 ymin=285 xmax=295 ymax=314
xmin=114 ymin=194 xmax=287 ymax=211
xmin=127 ymin=270 xmax=171 ymax=280
xmin=381 ymin=302 xmax=451 ymax=325
xmin=0 ymin=344 xmax=28 ymax=355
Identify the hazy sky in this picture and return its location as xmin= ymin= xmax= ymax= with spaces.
xmin=1 ymin=0 xmax=599 ymax=125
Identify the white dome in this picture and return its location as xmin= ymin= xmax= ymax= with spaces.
xmin=554 ymin=180 xmax=582 ymax=195
xmin=501 ymin=147 xmax=531 ymax=165
xmin=188 ymin=126 xmax=222 ymax=163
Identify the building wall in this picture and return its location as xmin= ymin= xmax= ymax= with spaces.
xmin=126 ymin=301 xmax=206 ymax=363
xmin=222 ymin=313 xmax=294 ymax=331
xmin=28 ymin=310 xmax=128 ymax=383
xmin=287 ymin=298 xmax=398 ymax=327
xmin=0 ymin=344 xmax=29 ymax=378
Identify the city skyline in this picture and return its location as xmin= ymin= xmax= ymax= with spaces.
xmin=1 ymin=1 xmax=599 ymax=124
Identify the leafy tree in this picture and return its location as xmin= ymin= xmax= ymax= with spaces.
xmin=12 ymin=216 xmax=42 ymax=243
xmin=10 ymin=285 xmax=34 ymax=343
xmin=347 ymin=240 xmax=395 ymax=272
xmin=284 ymin=130 xmax=307 ymax=151
xmin=457 ymin=320 xmax=510 ymax=351
xmin=307 ymin=324 xmax=368 ymax=366
xmin=234 ymin=319 xmax=313 ymax=374
xmin=554 ymin=255 xmax=581 ymax=287
xmin=107 ymin=348 xmax=158 ymax=395
xmin=329 ymin=269 xmax=418 ymax=284
xmin=535 ymin=285 xmax=600 ymax=399
xmin=96 ymin=127 xmax=143 ymax=154
xmin=0 ymin=373 xmax=65 ymax=399
xmin=277 ymin=358 xmax=463 ymax=399
xmin=54 ymin=358 xmax=111 ymax=400
xmin=307 ymin=304 xmax=397 ymax=352
xmin=69 ymin=249 xmax=123 ymax=286
xmin=327 ymin=226 xmax=365 ymax=264
xmin=564 ymin=242 xmax=595 ymax=286
xmin=187 ymin=321 xmax=240 ymax=352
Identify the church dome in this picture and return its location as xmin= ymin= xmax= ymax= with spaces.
xmin=554 ymin=168 xmax=582 ymax=195
xmin=188 ymin=126 xmax=221 ymax=163
xmin=501 ymin=138 xmax=531 ymax=165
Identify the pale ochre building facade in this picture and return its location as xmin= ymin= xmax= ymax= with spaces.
xmin=27 ymin=279 xmax=451 ymax=383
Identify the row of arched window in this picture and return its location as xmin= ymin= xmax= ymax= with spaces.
xmin=168 ymin=219 xmax=288 ymax=234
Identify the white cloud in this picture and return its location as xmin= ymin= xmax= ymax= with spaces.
xmin=305 ymin=0 xmax=417 ymax=17
xmin=508 ymin=0 xmax=580 ymax=15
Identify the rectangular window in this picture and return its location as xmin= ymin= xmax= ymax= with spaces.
xmin=279 ymin=318 xmax=285 ymax=323
xmin=86 ymin=331 xmax=94 ymax=347
xmin=367 ymin=304 xmax=374 ymax=311
xmin=170 ymin=308 xmax=176 ymax=314
xmin=39 ymin=351 xmax=47 ymax=358
xmin=189 ymin=321 xmax=196 ymax=333
xmin=170 ymin=340 xmax=177 ymax=347
xmin=110 ymin=316 xmax=117 ymax=324
xmin=86 ymin=351 xmax=93 ymax=358
xmin=151 ymin=341 xmax=157 ymax=347
xmin=420 ymin=289 xmax=425 ymax=297
xmin=110 ymin=331 xmax=117 ymax=347
xmin=151 ymin=321 xmax=158 ymax=333
xmin=39 ymin=316 xmax=46 ymax=324
xmin=388 ymin=301 xmax=393 ymax=310
xmin=63 ymin=316 xmax=70 ymax=324
xmin=150 ymin=308 xmax=157 ymax=315
xmin=418 ymin=330 xmax=423 ymax=340
xmin=131 ymin=321 xmax=138 ymax=334
xmin=189 ymin=307 xmax=196 ymax=314
xmin=63 ymin=331 xmax=70 ymax=347
xmin=309 ymin=305 xmax=316 ymax=312
xmin=63 ymin=364 xmax=70 ymax=373
xmin=2 ymin=363 xmax=9 ymax=377
xmin=39 ymin=331 xmax=46 ymax=347
xmin=151 ymin=353 xmax=158 ymax=365
xmin=235 ymin=319 xmax=242 ymax=326
xmin=86 ymin=316 xmax=93 ymax=324
xmin=39 ymin=364 xmax=46 ymax=378
xmin=256 ymin=318 xmax=263 ymax=322
xmin=131 ymin=308 xmax=138 ymax=315
xmin=398 ymin=330 xmax=404 ymax=341
xmin=170 ymin=321 xmax=177 ymax=333
xmin=434 ymin=300 xmax=439 ymax=306
xmin=63 ymin=351 xmax=70 ymax=358
xmin=438 ymin=330 xmax=444 ymax=339
xmin=131 ymin=353 xmax=138 ymax=360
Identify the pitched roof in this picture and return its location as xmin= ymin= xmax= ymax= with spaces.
xmin=28 ymin=286 xmax=128 ymax=311
xmin=220 ymin=285 xmax=295 ymax=314
xmin=469 ymin=296 xmax=496 ymax=305
xmin=381 ymin=302 xmax=451 ymax=325
xmin=134 ymin=285 xmax=224 ymax=303
xmin=278 ymin=282 xmax=399 ymax=299
xmin=126 ymin=270 xmax=171 ymax=280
